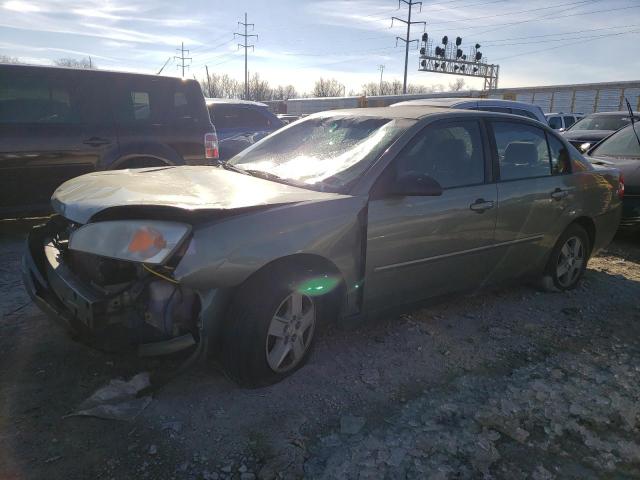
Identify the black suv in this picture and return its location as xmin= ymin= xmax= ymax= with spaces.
xmin=0 ymin=64 xmax=218 ymax=216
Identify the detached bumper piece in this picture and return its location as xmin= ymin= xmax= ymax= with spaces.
xmin=22 ymin=217 xmax=199 ymax=355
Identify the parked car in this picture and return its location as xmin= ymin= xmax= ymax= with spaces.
xmin=206 ymin=98 xmax=284 ymax=160
xmin=391 ymin=97 xmax=547 ymax=124
xmin=585 ymin=123 xmax=640 ymax=229
xmin=562 ymin=111 xmax=640 ymax=152
xmin=546 ymin=112 xmax=584 ymax=131
xmin=23 ymin=107 xmax=622 ymax=387
xmin=0 ymin=64 xmax=217 ymax=218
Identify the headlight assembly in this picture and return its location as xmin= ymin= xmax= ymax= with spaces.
xmin=69 ymin=220 xmax=191 ymax=265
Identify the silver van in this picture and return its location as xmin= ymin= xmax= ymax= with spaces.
xmin=392 ymin=97 xmax=547 ymax=124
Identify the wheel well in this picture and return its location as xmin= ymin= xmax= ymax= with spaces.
xmin=572 ymin=216 xmax=596 ymax=252
xmin=246 ymin=254 xmax=347 ymax=313
xmin=113 ymin=156 xmax=172 ymax=169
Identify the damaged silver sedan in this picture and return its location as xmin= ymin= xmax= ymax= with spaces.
xmin=23 ymin=107 xmax=623 ymax=387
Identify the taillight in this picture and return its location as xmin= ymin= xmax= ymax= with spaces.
xmin=204 ymin=132 xmax=219 ymax=161
xmin=618 ymin=173 xmax=625 ymax=199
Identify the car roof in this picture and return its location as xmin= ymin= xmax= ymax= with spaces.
xmin=205 ymin=98 xmax=269 ymax=107
xmin=310 ymin=106 xmax=546 ymax=122
xmin=311 ymin=106 xmax=446 ymax=120
xmin=0 ymin=62 xmax=198 ymax=84
xmin=391 ymin=97 xmax=539 ymax=110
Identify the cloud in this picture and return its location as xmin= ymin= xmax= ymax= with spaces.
xmin=3 ymin=0 xmax=41 ymax=13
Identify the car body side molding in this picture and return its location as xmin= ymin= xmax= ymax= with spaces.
xmin=374 ymin=234 xmax=545 ymax=272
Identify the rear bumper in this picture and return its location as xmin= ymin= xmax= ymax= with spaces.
xmin=592 ymin=205 xmax=622 ymax=254
xmin=620 ymin=196 xmax=640 ymax=229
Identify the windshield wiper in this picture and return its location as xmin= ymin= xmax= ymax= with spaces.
xmin=244 ymin=169 xmax=286 ymax=182
xmin=216 ymin=161 xmax=251 ymax=176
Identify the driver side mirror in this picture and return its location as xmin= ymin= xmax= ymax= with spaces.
xmin=388 ymin=172 xmax=443 ymax=197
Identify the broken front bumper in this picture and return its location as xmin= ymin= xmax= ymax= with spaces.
xmin=21 ymin=220 xmax=201 ymax=355
xmin=22 ymin=221 xmax=89 ymax=336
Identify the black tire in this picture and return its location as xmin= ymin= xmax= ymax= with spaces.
xmin=542 ymin=223 xmax=590 ymax=292
xmin=219 ymin=263 xmax=338 ymax=388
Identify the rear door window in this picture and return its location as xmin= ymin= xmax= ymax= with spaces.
xmin=492 ymin=121 xmax=551 ymax=181
xmin=113 ymin=77 xmax=191 ymax=125
xmin=0 ymin=70 xmax=78 ymax=124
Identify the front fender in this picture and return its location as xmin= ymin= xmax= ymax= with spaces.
xmin=174 ymin=196 xmax=368 ymax=314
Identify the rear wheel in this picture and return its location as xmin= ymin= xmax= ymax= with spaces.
xmin=220 ymin=264 xmax=334 ymax=387
xmin=542 ymin=224 xmax=590 ymax=291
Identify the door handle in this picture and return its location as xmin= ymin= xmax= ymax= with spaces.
xmin=83 ymin=137 xmax=111 ymax=147
xmin=550 ymin=188 xmax=568 ymax=201
xmin=470 ymin=199 xmax=495 ymax=213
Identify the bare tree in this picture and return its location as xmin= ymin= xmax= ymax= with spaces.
xmin=200 ymin=71 xmax=242 ymax=99
xmin=0 ymin=55 xmax=22 ymax=64
xmin=248 ymin=73 xmax=271 ymax=101
xmin=312 ymin=78 xmax=345 ymax=97
xmin=362 ymin=80 xmax=436 ymax=96
xmin=54 ymin=57 xmax=97 ymax=69
xmin=272 ymin=84 xmax=298 ymax=100
xmin=448 ymin=78 xmax=466 ymax=91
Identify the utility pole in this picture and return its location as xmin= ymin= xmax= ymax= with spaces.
xmin=391 ymin=0 xmax=425 ymax=94
xmin=174 ymin=42 xmax=192 ymax=78
xmin=378 ymin=64 xmax=385 ymax=94
xmin=234 ymin=13 xmax=257 ymax=100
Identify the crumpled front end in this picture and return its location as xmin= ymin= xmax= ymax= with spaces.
xmin=22 ymin=215 xmax=207 ymax=355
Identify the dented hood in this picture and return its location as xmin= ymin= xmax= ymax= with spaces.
xmin=52 ymin=166 xmax=346 ymax=224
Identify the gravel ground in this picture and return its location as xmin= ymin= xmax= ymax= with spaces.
xmin=1 ymin=219 xmax=639 ymax=479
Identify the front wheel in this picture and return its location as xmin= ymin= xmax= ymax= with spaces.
xmin=219 ymin=266 xmax=327 ymax=387
xmin=542 ymin=224 xmax=590 ymax=291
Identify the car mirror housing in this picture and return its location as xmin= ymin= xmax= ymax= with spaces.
xmin=389 ymin=172 xmax=443 ymax=197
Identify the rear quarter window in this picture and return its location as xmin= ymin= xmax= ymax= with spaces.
xmin=113 ymin=78 xmax=202 ymax=125
xmin=210 ymin=105 xmax=272 ymax=130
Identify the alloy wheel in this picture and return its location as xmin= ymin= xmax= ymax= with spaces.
xmin=556 ymin=236 xmax=585 ymax=288
xmin=265 ymin=291 xmax=316 ymax=373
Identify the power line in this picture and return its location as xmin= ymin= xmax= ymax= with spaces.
xmin=234 ymin=12 xmax=257 ymax=99
xmin=392 ymin=0 xmax=426 ymax=94
xmin=190 ymin=30 xmax=235 ymax=52
xmin=492 ymin=28 xmax=640 ymax=62
xmin=428 ymin=0 xmax=602 ymax=27
xmin=479 ymin=22 xmax=640 ymax=44
xmin=457 ymin=1 xmax=639 ymax=37
xmin=483 ymin=27 xmax=640 ymax=47
xmin=174 ymin=42 xmax=192 ymax=77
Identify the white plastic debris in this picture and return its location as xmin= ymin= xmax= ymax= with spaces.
xmin=65 ymin=372 xmax=152 ymax=421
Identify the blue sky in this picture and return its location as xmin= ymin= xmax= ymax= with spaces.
xmin=1 ymin=0 xmax=640 ymax=93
